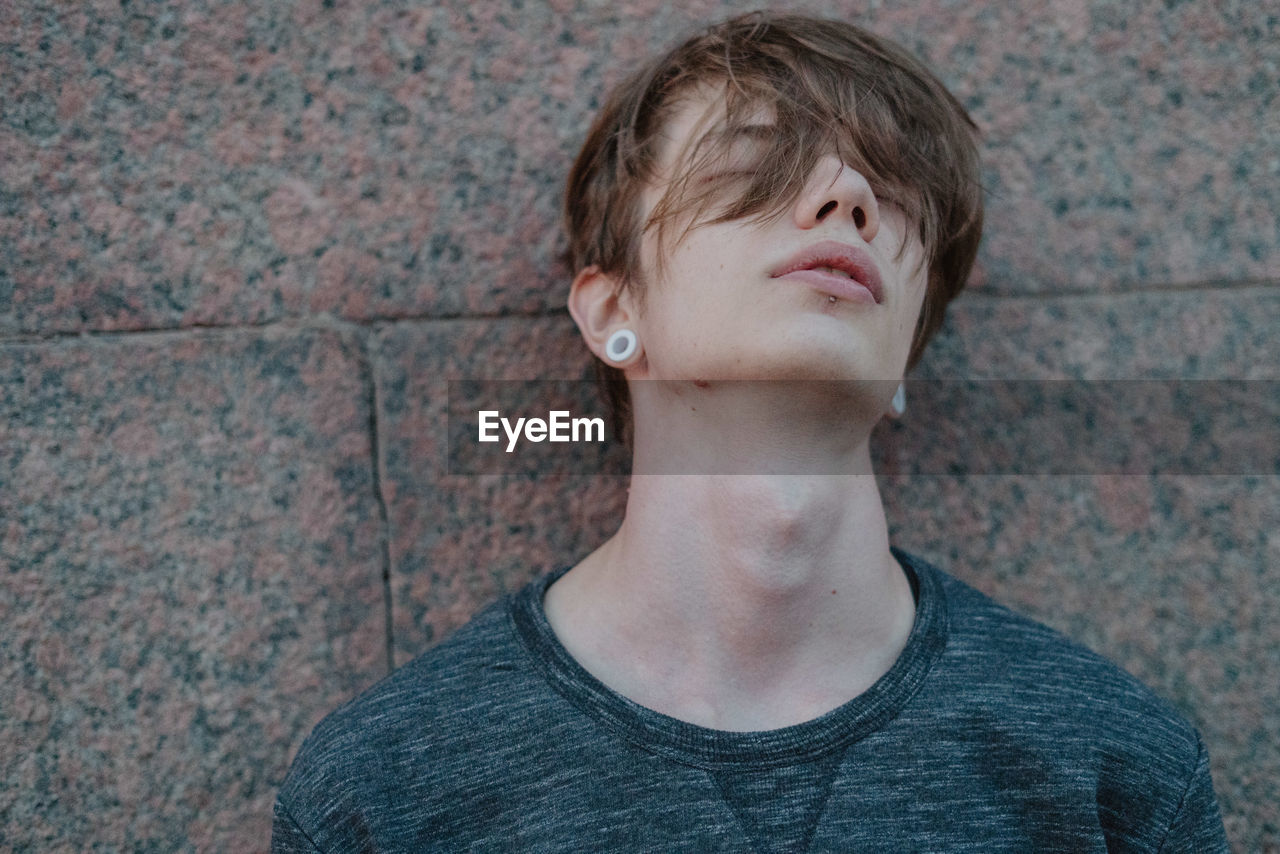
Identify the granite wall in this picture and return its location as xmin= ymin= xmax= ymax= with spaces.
xmin=2 ymin=0 xmax=1276 ymax=850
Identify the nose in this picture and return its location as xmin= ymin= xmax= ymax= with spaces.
xmin=793 ymin=154 xmax=880 ymax=244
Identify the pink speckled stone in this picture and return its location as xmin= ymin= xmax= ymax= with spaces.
xmin=0 ymin=326 xmax=386 ymax=851
xmin=875 ymin=283 xmax=1280 ymax=850
xmin=3 ymin=1 xmax=1275 ymax=336
xmin=3 ymin=0 xmax=1277 ymax=850
xmin=372 ymin=315 xmax=627 ymax=666
xmin=917 ymin=285 xmax=1280 ymax=381
xmin=881 ymin=476 xmax=1279 ymax=854
xmin=871 ymin=287 xmax=1280 ymax=480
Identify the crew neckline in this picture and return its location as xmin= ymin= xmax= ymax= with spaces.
xmin=508 ymin=546 xmax=949 ymax=770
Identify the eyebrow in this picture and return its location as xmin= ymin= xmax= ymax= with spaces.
xmin=684 ymin=124 xmax=775 ymax=167
xmin=662 ymin=122 xmax=779 ymax=185
xmin=705 ymin=123 xmax=776 ymax=143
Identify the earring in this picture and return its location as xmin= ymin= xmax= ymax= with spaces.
xmin=605 ymin=329 xmax=637 ymax=363
xmin=890 ymin=382 xmax=906 ymax=417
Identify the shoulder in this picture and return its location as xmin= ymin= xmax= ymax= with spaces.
xmin=298 ymin=595 xmax=515 ymax=752
xmin=274 ymin=595 xmax=529 ymax=842
xmin=953 ymin=568 xmax=1188 ymax=700
xmin=908 ymin=551 xmax=1205 ymax=775
xmin=915 ymin=557 xmax=1227 ymax=850
xmin=939 ymin=561 xmax=1198 ymax=737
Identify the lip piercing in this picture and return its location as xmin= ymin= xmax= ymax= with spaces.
xmin=828 ymin=295 xmax=837 ymax=303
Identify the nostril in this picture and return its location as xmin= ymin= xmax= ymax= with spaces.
xmin=852 ymin=207 xmax=866 ymax=229
xmin=816 ymin=200 xmax=837 ymax=220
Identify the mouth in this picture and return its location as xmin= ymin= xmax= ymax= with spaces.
xmin=769 ymin=240 xmax=884 ymax=304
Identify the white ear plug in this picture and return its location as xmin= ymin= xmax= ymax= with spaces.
xmin=890 ymin=382 xmax=906 ymax=417
xmin=605 ymin=329 xmax=638 ymax=363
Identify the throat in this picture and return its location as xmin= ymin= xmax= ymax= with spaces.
xmin=541 ymin=474 xmax=915 ymax=731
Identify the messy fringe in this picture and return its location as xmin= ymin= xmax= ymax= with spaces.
xmin=564 ymin=11 xmax=984 ymax=447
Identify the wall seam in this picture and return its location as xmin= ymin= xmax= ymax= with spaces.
xmin=360 ymin=325 xmax=397 ymax=676
xmin=0 ymin=306 xmax=574 ymax=345
xmin=2 ymin=276 xmax=1278 ymax=344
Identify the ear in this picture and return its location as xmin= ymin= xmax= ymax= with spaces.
xmin=567 ymin=265 xmax=642 ymax=366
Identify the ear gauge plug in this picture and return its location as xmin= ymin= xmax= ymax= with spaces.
xmin=605 ymin=329 xmax=638 ymax=363
xmin=890 ymin=382 xmax=906 ymax=417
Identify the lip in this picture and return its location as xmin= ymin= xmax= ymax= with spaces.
xmin=769 ymin=239 xmax=884 ymax=304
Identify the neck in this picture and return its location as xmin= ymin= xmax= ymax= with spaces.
xmin=545 ymin=388 xmax=915 ymax=731
xmin=627 ymin=379 xmax=894 ymax=474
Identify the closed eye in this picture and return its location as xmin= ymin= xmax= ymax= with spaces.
xmin=699 ymin=169 xmax=754 ymax=185
xmin=706 ymin=166 xmax=762 ymax=186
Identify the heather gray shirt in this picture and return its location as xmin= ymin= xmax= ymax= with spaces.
xmin=272 ymin=548 xmax=1228 ymax=852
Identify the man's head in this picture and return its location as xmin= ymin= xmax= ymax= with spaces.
xmin=563 ymin=11 xmax=984 ymax=444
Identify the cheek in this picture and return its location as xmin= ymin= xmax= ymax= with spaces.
xmin=907 ymin=268 xmax=929 ymax=313
xmin=900 ymin=275 xmax=929 ymax=337
xmin=884 ymin=228 xmax=929 ymax=322
xmin=886 ymin=253 xmax=930 ymax=351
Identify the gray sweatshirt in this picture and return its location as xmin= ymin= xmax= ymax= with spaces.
xmin=272 ymin=547 xmax=1228 ymax=853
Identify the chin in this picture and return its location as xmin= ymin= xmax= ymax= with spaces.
xmin=688 ymin=357 xmax=891 ymax=402
xmin=673 ymin=332 xmax=895 ymax=383
xmin=745 ymin=346 xmax=884 ymax=383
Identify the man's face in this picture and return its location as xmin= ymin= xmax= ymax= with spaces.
xmin=629 ymin=88 xmax=929 ymax=388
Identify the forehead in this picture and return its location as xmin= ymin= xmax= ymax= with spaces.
xmin=650 ymin=84 xmax=777 ymax=182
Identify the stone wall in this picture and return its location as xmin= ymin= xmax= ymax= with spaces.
xmin=2 ymin=1 xmax=1275 ymax=850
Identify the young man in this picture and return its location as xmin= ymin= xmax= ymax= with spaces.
xmin=273 ymin=13 xmax=1229 ymax=851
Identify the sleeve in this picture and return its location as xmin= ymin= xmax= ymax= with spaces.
xmin=272 ymin=797 xmax=323 ymax=854
xmin=1156 ymin=732 xmax=1229 ymax=854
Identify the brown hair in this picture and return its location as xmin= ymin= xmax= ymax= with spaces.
xmin=563 ymin=11 xmax=984 ymax=444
